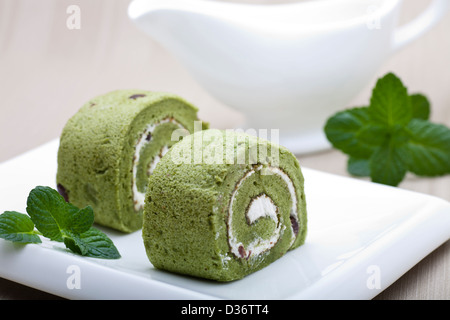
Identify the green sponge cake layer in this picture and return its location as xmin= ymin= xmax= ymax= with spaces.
xmin=57 ymin=90 xmax=206 ymax=232
xmin=143 ymin=129 xmax=307 ymax=281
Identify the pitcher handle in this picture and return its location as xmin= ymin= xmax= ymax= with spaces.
xmin=393 ymin=0 xmax=450 ymax=52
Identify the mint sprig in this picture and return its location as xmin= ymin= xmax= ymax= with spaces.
xmin=26 ymin=187 xmax=94 ymax=242
xmin=0 ymin=211 xmax=42 ymax=244
xmin=0 ymin=186 xmax=120 ymax=259
xmin=325 ymin=72 xmax=450 ymax=186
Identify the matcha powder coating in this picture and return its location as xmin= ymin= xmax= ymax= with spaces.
xmin=143 ymin=129 xmax=307 ymax=281
xmin=56 ymin=90 xmax=207 ymax=232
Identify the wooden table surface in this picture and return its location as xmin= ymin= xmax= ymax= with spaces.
xmin=0 ymin=0 xmax=449 ymax=300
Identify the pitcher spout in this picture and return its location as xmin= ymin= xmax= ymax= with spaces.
xmin=128 ymin=0 xmax=226 ymax=50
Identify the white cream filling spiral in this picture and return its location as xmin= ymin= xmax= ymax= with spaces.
xmin=228 ymin=165 xmax=298 ymax=259
xmin=132 ymin=118 xmax=185 ymax=211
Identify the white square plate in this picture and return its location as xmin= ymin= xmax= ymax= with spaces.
xmin=0 ymin=139 xmax=449 ymax=299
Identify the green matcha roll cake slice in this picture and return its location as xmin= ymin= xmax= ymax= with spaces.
xmin=57 ymin=90 xmax=207 ymax=233
xmin=143 ymin=129 xmax=307 ymax=281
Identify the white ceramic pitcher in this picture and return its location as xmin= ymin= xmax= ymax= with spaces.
xmin=128 ymin=0 xmax=450 ymax=154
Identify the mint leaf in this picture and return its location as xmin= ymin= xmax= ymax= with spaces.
xmin=26 ymin=186 xmax=94 ymax=241
xmin=324 ymin=107 xmax=387 ymax=159
xmin=370 ymin=141 xmax=408 ymax=186
xmin=65 ymin=228 xmax=121 ymax=259
xmin=0 ymin=211 xmax=41 ymax=244
xmin=369 ymin=73 xmax=412 ymax=127
xmin=3 ymin=186 xmax=120 ymax=259
xmin=325 ymin=72 xmax=450 ymax=187
xmin=404 ymin=119 xmax=450 ymax=176
xmin=347 ymin=157 xmax=370 ymax=177
xmin=410 ymin=94 xmax=430 ymax=120
xmin=63 ymin=235 xmax=87 ymax=256
xmin=66 ymin=203 xmax=94 ymax=234
xmin=26 ymin=186 xmax=68 ymax=241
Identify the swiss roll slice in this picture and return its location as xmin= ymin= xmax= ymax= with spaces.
xmin=56 ymin=90 xmax=207 ymax=232
xmin=143 ymin=129 xmax=307 ymax=281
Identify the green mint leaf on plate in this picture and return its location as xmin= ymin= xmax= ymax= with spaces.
xmin=26 ymin=186 xmax=95 ymax=242
xmin=64 ymin=227 xmax=121 ymax=259
xmin=1 ymin=185 xmax=121 ymax=259
xmin=66 ymin=202 xmax=95 ymax=234
xmin=0 ymin=211 xmax=42 ymax=244
xmin=26 ymin=186 xmax=70 ymax=241
xmin=324 ymin=72 xmax=450 ymax=186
